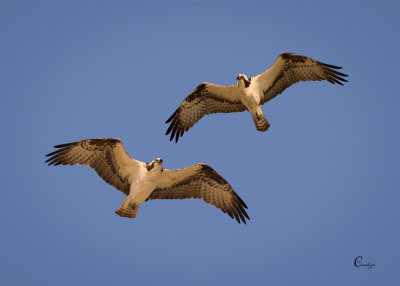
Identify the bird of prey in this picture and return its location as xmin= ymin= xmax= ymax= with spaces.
xmin=45 ymin=138 xmax=249 ymax=224
xmin=166 ymin=52 xmax=348 ymax=142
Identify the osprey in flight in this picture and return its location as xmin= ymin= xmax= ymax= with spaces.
xmin=45 ymin=138 xmax=249 ymax=224
xmin=166 ymin=52 xmax=348 ymax=142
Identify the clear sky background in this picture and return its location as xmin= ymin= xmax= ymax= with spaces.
xmin=1 ymin=0 xmax=399 ymax=285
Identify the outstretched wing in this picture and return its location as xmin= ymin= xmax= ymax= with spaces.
xmin=253 ymin=52 xmax=348 ymax=104
xmin=147 ymin=163 xmax=249 ymax=224
xmin=165 ymin=82 xmax=246 ymax=142
xmin=45 ymin=138 xmax=140 ymax=195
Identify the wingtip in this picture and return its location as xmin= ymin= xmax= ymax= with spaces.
xmin=165 ymin=121 xmax=174 ymax=136
xmin=165 ymin=110 xmax=178 ymax=124
xmin=167 ymin=124 xmax=183 ymax=143
xmin=53 ymin=142 xmax=74 ymax=149
xmin=45 ymin=159 xmax=55 ymax=166
xmin=319 ymin=62 xmax=343 ymax=70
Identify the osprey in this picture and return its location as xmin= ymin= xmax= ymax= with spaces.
xmin=45 ymin=138 xmax=249 ymax=224
xmin=166 ymin=52 xmax=348 ymax=142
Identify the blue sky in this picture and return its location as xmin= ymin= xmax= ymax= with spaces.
xmin=1 ymin=0 xmax=399 ymax=285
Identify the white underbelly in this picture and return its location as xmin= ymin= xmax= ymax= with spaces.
xmin=129 ymin=178 xmax=158 ymax=204
xmin=241 ymin=93 xmax=260 ymax=113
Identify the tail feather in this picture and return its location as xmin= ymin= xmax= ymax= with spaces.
xmin=115 ymin=198 xmax=140 ymax=218
xmin=252 ymin=112 xmax=270 ymax=132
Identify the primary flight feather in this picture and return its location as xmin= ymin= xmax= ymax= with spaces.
xmin=166 ymin=52 xmax=348 ymax=142
xmin=45 ymin=138 xmax=249 ymax=224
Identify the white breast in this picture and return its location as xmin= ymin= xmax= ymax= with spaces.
xmin=239 ymin=85 xmax=260 ymax=113
xmin=129 ymin=165 xmax=162 ymax=203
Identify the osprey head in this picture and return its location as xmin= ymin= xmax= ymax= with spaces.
xmin=147 ymin=158 xmax=163 ymax=172
xmin=236 ymin=73 xmax=251 ymax=88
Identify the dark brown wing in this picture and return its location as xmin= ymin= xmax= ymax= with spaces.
xmin=166 ymin=82 xmax=247 ymax=142
xmin=45 ymin=138 xmax=140 ymax=195
xmin=254 ymin=52 xmax=348 ymax=105
xmin=147 ymin=163 xmax=249 ymax=224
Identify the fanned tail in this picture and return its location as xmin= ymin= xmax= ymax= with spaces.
xmin=252 ymin=112 xmax=270 ymax=132
xmin=115 ymin=198 xmax=140 ymax=218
